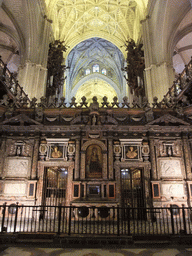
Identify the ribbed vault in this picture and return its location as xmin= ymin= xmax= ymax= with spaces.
xmin=65 ymin=37 xmax=125 ymax=103
xmin=44 ymin=0 xmax=148 ymax=57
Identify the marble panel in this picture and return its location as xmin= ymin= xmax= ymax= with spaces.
xmin=159 ymin=158 xmax=182 ymax=178
xmin=5 ymin=157 xmax=30 ymax=178
xmin=4 ymin=182 xmax=26 ymax=196
xmin=161 ymin=183 xmax=184 ymax=197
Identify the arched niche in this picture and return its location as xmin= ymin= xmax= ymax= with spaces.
xmin=80 ymin=140 xmax=107 ymax=180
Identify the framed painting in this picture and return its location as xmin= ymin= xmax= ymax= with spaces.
xmin=86 ymin=144 xmax=102 ymax=178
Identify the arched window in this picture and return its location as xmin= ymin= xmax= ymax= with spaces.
xmin=101 ymin=68 xmax=106 ymax=75
xmin=85 ymin=69 xmax=90 ymax=75
xmin=93 ymin=64 xmax=99 ymax=73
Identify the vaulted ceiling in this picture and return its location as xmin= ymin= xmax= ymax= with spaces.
xmin=44 ymin=0 xmax=148 ymax=57
xmin=0 ymin=0 xmax=191 ymax=102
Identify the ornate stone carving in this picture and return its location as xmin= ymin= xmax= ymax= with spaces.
xmin=68 ymin=141 xmax=75 ymax=161
xmin=7 ymin=140 xmax=17 ymax=156
xmin=142 ymin=142 xmax=150 ymax=162
xmin=158 ymin=140 xmax=182 ymax=157
xmin=114 ymin=142 xmax=121 ymax=162
xmin=39 ymin=140 xmax=48 ymax=161
xmin=22 ymin=142 xmax=32 ymax=157
xmin=89 ymin=96 xmax=99 ymax=112
xmin=159 ymin=159 xmax=182 ymax=178
xmin=35 ymin=106 xmax=44 ymax=122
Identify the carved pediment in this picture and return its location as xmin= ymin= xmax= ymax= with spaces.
xmin=146 ymin=113 xmax=190 ymax=126
xmin=1 ymin=114 xmax=42 ymax=126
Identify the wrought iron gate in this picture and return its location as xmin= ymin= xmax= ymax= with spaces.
xmin=42 ymin=167 xmax=68 ymax=207
xmin=121 ymin=168 xmax=146 ymax=219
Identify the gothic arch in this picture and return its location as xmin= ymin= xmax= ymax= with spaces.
xmin=168 ymin=23 xmax=192 ymax=63
xmin=69 ymin=73 xmax=121 ymax=101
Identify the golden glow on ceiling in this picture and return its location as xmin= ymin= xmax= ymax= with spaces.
xmin=75 ymin=78 xmax=117 ymax=106
xmin=44 ymin=0 xmax=148 ymax=56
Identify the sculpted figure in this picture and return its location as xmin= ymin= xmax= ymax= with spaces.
xmin=51 ymin=146 xmax=62 ymax=158
xmin=126 ymin=146 xmax=138 ymax=159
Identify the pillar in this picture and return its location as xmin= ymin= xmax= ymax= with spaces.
xmin=17 ymin=16 xmax=52 ymax=101
xmin=141 ymin=18 xmax=175 ymax=104
xmin=108 ymin=138 xmax=114 ymax=180
xmin=31 ymin=136 xmax=40 ymax=179
xmin=74 ymin=139 xmax=80 ymax=180
xmin=0 ymin=137 xmax=6 ymax=177
xmin=182 ymin=135 xmax=192 ymax=179
xmin=149 ymin=137 xmax=157 ymax=180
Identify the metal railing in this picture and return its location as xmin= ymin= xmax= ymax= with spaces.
xmin=0 ymin=204 xmax=192 ymax=236
xmin=0 ymin=56 xmax=31 ymax=107
xmin=162 ymin=56 xmax=192 ymax=103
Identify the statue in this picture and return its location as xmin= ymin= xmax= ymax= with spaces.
xmin=89 ymin=96 xmax=99 ymax=112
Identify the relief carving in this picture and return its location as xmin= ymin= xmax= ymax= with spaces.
xmin=6 ymin=140 xmax=16 ymax=156
xmin=158 ymin=140 xmax=181 ymax=157
xmin=6 ymin=140 xmax=33 ymax=157
xmin=5 ymin=158 xmax=30 ymax=178
xmin=159 ymin=159 xmax=182 ymax=178
xmin=162 ymin=183 xmax=184 ymax=197
xmin=22 ymin=142 xmax=32 ymax=157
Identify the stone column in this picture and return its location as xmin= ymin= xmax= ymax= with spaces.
xmin=145 ymin=63 xmax=174 ymax=103
xmin=74 ymin=139 xmax=80 ymax=180
xmin=80 ymin=151 xmax=86 ymax=179
xmin=18 ymin=62 xmax=47 ymax=101
xmin=141 ymin=18 xmax=174 ymax=103
xmin=114 ymin=162 xmax=121 ymax=206
xmin=0 ymin=137 xmax=6 ymax=177
xmin=149 ymin=137 xmax=157 ymax=180
xmin=103 ymin=152 xmax=108 ymax=180
xmin=31 ymin=137 xmax=40 ymax=180
xmin=141 ymin=17 xmax=153 ymax=103
xmin=17 ymin=17 xmax=52 ymax=101
xmin=66 ymin=163 xmax=74 ymax=205
xmin=108 ymin=138 xmax=113 ymax=180
xmin=182 ymin=135 xmax=191 ymax=179
xmin=144 ymin=164 xmax=152 ymax=209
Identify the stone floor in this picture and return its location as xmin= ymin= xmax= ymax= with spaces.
xmin=0 ymin=247 xmax=192 ymax=255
